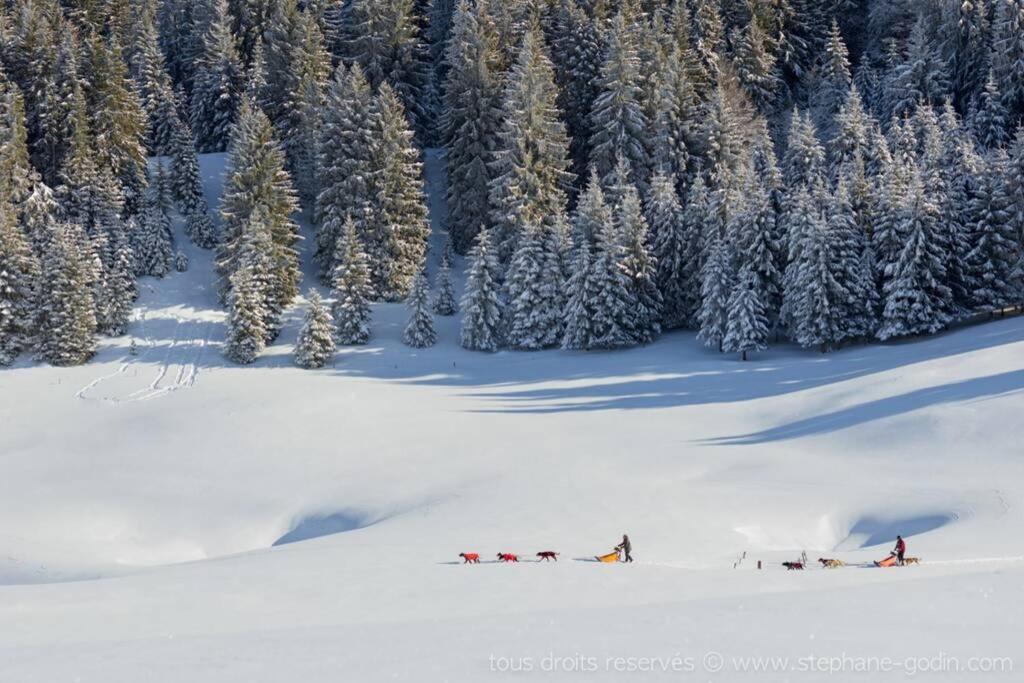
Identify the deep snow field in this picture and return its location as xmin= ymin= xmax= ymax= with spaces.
xmin=1 ymin=153 xmax=1023 ymax=682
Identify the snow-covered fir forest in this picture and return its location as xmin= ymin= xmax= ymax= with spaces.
xmin=2 ymin=0 xmax=1024 ymax=368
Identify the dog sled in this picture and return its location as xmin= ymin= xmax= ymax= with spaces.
xmin=874 ymin=553 xmax=898 ymax=567
xmin=596 ymin=550 xmax=620 ymax=563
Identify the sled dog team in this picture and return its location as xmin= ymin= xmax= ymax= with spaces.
xmin=790 ymin=536 xmax=921 ymax=570
xmin=459 ymin=535 xmax=633 ymax=564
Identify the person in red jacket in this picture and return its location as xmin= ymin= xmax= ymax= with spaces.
xmin=894 ymin=535 xmax=906 ymax=566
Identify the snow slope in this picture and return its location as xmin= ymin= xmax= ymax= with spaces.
xmin=1 ymin=152 xmax=1022 ymax=681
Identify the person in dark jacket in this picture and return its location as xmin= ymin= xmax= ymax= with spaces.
xmin=615 ymin=534 xmax=633 ymax=563
xmin=894 ymin=535 xmax=906 ymax=566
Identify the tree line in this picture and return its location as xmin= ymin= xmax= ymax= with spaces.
xmin=1 ymin=0 xmax=1023 ymax=368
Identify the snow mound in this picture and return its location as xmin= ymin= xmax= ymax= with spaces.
xmin=273 ymin=511 xmax=374 ymax=546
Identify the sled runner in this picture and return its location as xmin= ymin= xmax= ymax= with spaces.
xmin=596 ymin=550 xmax=620 ymax=563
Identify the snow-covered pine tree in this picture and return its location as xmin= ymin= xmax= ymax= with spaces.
xmin=342 ymin=0 xmax=433 ymax=139
xmin=828 ymin=177 xmax=875 ymax=342
xmin=269 ymin=8 xmax=330 ymax=204
xmin=0 ymin=200 xmax=39 ymax=365
xmin=810 ymin=19 xmax=851 ymax=136
xmin=432 ymin=251 xmax=458 ymax=316
xmin=135 ymin=181 xmax=175 ymax=278
xmin=168 ymin=113 xmax=217 ymax=249
xmin=20 ymin=179 xmax=60 ymax=255
xmin=729 ymin=167 xmax=784 ymax=330
xmin=646 ymin=171 xmax=687 ymax=329
xmin=678 ymin=171 xmax=711 ymax=326
xmin=402 ymin=266 xmax=437 ymax=348
xmin=84 ymin=34 xmax=149 ymax=217
xmin=734 ymin=14 xmax=782 ymax=116
xmin=972 ymin=68 xmax=1010 ymax=150
xmin=990 ymin=0 xmax=1024 ymax=124
xmin=697 ymin=230 xmax=733 ymax=352
xmin=129 ymin=0 xmax=178 ymax=155
xmin=190 ymin=0 xmax=244 ymax=153
xmin=504 ymin=220 xmax=562 ymax=350
xmin=314 ymin=64 xmax=375 ymax=280
xmin=878 ymin=170 xmax=954 ymax=340
xmin=589 ymin=214 xmax=638 ymax=350
xmin=217 ymin=100 xmax=300 ymax=310
xmin=489 ymin=27 xmax=573 ymax=266
xmin=549 ymin=0 xmax=603 ymax=180
xmin=0 ymin=78 xmax=32 ymax=208
xmin=460 ymin=227 xmax=503 ymax=352
xmin=588 ymin=11 xmax=649 ymax=189
xmin=647 ymin=46 xmax=695 ymax=189
xmin=294 ymin=290 xmax=336 ymax=369
xmin=35 ymin=222 xmax=98 ymax=366
xmin=364 ymin=83 xmax=430 ymax=301
xmin=885 ymin=15 xmax=950 ymax=122
xmin=97 ymin=240 xmax=136 ymax=336
xmin=965 ymin=150 xmax=1021 ymax=311
xmin=618 ymin=183 xmax=662 ymax=344
xmin=572 ymin=169 xmax=613 ymax=248
xmin=223 ymin=263 xmax=268 ymax=364
xmin=1008 ymin=126 xmax=1024 ymax=247
xmin=723 ymin=264 xmax=769 ymax=361
xmin=331 ymin=217 xmax=373 ymax=345
xmin=26 ymin=23 xmax=84 ymax=188
xmin=790 ymin=198 xmax=848 ymax=351
xmin=829 ymin=85 xmax=870 ymax=179
xmin=561 ymin=236 xmax=599 ymax=350
xmin=441 ymin=0 xmax=502 ymax=253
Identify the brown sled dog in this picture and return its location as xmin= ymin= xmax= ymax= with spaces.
xmin=818 ymin=558 xmax=845 ymax=568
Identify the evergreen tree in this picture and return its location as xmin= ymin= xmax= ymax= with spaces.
xmin=678 ymin=172 xmax=711 ymax=326
xmin=618 ymin=183 xmax=661 ymax=344
xmin=314 ymin=64 xmax=375 ymax=279
xmin=990 ymin=0 xmax=1024 ymax=122
xmin=218 ymin=101 xmax=300 ymax=310
xmin=878 ymin=171 xmax=954 ymax=339
xmin=588 ymin=12 xmax=649 ymax=188
xmin=96 ymin=241 xmax=136 ymax=336
xmin=646 ymin=171 xmax=688 ymax=329
xmin=505 ymin=220 xmax=562 ymax=349
xmin=433 ymin=252 xmax=458 ymax=316
xmin=0 ymin=201 xmax=39 ymax=365
xmin=35 ymin=222 xmax=97 ymax=366
xmin=811 ymin=19 xmax=851 ymax=134
xmin=441 ymin=0 xmax=502 ymax=253
xmin=295 ymin=290 xmax=336 ymax=368
xmin=135 ymin=180 xmax=175 ymax=278
xmin=489 ymin=27 xmax=573 ymax=265
xmin=460 ymin=227 xmax=503 ymax=351
xmin=331 ymin=217 xmax=373 ymax=345
xmin=589 ymin=216 xmax=638 ymax=349
xmin=965 ymin=151 xmax=1021 ymax=310
xmin=723 ymin=264 xmax=769 ymax=360
xmin=363 ymin=83 xmax=431 ymax=300
xmin=342 ymin=0 xmax=433 ymax=138
xmin=84 ymin=34 xmax=149 ymax=216
xmin=0 ymin=78 xmax=32 ymax=207
xmin=402 ymin=266 xmax=437 ymax=348
xmin=729 ymin=168 xmax=783 ymax=329
xmin=223 ymin=263 xmax=268 ymax=364
xmin=561 ymin=236 xmax=598 ymax=350
xmin=190 ymin=0 xmax=244 ymax=153
xmin=697 ymin=230 xmax=733 ymax=351
xmin=734 ymin=16 xmax=783 ymax=116
xmin=170 ymin=113 xmax=217 ymax=248
xmin=972 ymin=69 xmax=1010 ymax=150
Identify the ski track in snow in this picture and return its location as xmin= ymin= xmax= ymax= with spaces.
xmin=75 ymin=306 xmax=213 ymax=405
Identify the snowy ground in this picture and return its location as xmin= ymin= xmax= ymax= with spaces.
xmin=1 ymin=153 xmax=1022 ymax=681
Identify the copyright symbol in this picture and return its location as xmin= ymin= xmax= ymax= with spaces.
xmin=703 ymin=651 xmax=724 ymax=673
